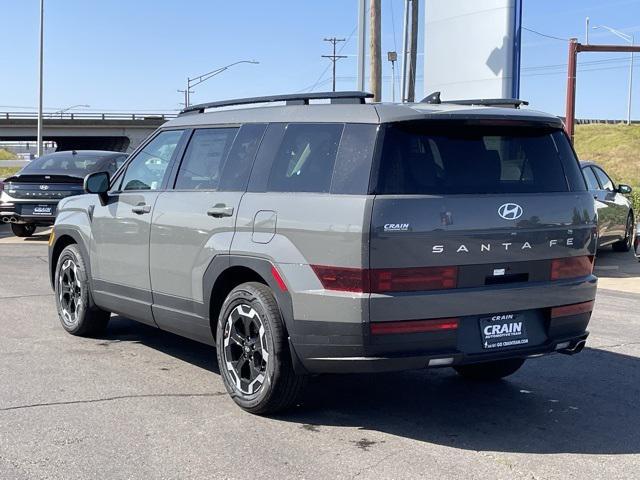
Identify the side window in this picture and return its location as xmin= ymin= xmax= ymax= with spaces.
xmin=105 ymin=155 xmax=127 ymax=176
xmin=219 ymin=123 xmax=267 ymax=191
xmin=331 ymin=123 xmax=378 ymax=194
xmin=120 ymin=130 xmax=183 ymax=191
xmin=267 ymin=123 xmax=344 ymax=193
xmin=593 ymin=167 xmax=614 ymax=191
xmin=174 ymin=128 xmax=238 ymax=190
xmin=583 ymin=167 xmax=600 ymax=191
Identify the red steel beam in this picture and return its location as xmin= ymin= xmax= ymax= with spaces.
xmin=565 ymin=41 xmax=640 ymax=143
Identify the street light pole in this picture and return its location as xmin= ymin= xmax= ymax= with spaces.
xmin=55 ymin=104 xmax=90 ymax=118
xmin=593 ymin=25 xmax=634 ymax=125
xmin=183 ymin=60 xmax=259 ymax=108
xmin=37 ymin=0 xmax=44 ymax=157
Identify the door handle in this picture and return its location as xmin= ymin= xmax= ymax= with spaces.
xmin=207 ymin=204 xmax=234 ymax=218
xmin=132 ymin=204 xmax=151 ymax=215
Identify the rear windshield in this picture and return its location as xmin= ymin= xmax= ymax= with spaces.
xmin=22 ymin=154 xmax=107 ymax=175
xmin=374 ymin=122 xmax=586 ymax=194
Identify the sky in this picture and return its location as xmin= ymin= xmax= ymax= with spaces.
xmin=2 ymin=0 xmax=640 ymax=119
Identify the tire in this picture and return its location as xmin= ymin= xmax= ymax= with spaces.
xmin=11 ymin=223 xmax=36 ymax=237
xmin=216 ymin=282 xmax=305 ymax=414
xmin=612 ymin=213 xmax=634 ymax=252
xmin=54 ymin=244 xmax=110 ymax=337
xmin=454 ymin=358 xmax=525 ymax=381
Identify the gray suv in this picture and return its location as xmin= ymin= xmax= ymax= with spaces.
xmin=49 ymin=92 xmax=598 ymax=414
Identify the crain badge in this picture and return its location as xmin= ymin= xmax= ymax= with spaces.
xmin=383 ymin=223 xmax=410 ymax=232
xmin=498 ymin=203 xmax=523 ymax=220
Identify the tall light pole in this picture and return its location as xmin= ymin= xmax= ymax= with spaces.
xmin=594 ymin=24 xmax=634 ymax=125
xmin=182 ymin=60 xmax=259 ymax=108
xmin=37 ymin=0 xmax=44 ymax=157
xmin=55 ymin=104 xmax=90 ymax=118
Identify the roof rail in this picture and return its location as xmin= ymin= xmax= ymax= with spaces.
xmin=419 ymin=92 xmax=529 ymax=109
xmin=180 ymin=91 xmax=374 ymax=115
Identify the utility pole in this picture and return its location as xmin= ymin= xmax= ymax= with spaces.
xmin=37 ymin=0 xmax=44 ymax=157
xmin=357 ymin=0 xmax=367 ymax=91
xmin=322 ymin=37 xmax=347 ymax=92
xmin=370 ymin=0 xmax=381 ymax=101
xmin=387 ymin=52 xmax=398 ymax=102
xmin=407 ymin=0 xmax=419 ymax=102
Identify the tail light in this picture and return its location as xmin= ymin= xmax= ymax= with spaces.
xmin=551 ymin=300 xmax=594 ymax=318
xmin=550 ymin=256 xmax=594 ymax=280
xmin=311 ymin=265 xmax=458 ymax=293
xmin=371 ymin=317 xmax=459 ymax=335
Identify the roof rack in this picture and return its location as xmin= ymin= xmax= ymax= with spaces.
xmin=420 ymin=91 xmax=529 ymax=109
xmin=180 ymin=91 xmax=374 ymax=115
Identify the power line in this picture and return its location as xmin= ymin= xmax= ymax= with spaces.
xmin=522 ymin=27 xmax=570 ymax=42
xmin=322 ymin=37 xmax=348 ymax=92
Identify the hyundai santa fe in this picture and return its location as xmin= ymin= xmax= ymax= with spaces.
xmin=48 ymin=91 xmax=598 ymax=414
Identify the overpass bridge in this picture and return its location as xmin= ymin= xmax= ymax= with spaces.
xmin=0 ymin=112 xmax=177 ymax=152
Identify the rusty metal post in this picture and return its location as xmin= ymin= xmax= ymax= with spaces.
xmin=565 ymin=38 xmax=579 ymax=143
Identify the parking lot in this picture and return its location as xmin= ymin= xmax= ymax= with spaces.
xmin=0 ymin=223 xmax=639 ymax=479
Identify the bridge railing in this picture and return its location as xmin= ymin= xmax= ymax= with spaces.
xmin=0 ymin=112 xmax=178 ymax=121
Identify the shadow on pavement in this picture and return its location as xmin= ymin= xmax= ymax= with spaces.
xmin=104 ymin=315 xmax=639 ymax=455
xmin=593 ymin=246 xmax=639 ymax=279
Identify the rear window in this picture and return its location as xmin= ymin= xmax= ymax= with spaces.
xmin=375 ymin=122 xmax=585 ymax=195
xmin=22 ymin=154 xmax=104 ymax=175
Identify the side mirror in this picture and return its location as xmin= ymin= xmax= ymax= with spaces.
xmin=618 ymin=184 xmax=632 ymax=194
xmin=84 ymin=171 xmax=110 ymax=204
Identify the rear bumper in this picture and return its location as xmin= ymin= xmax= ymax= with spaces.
xmin=289 ymin=275 xmax=597 ymax=374
xmin=0 ymin=202 xmax=57 ymax=225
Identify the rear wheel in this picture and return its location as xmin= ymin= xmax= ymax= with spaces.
xmin=612 ymin=213 xmax=634 ymax=252
xmin=11 ymin=223 xmax=36 ymax=237
xmin=54 ymin=244 xmax=110 ymax=336
xmin=454 ymin=358 xmax=525 ymax=381
xmin=216 ymin=282 xmax=305 ymax=414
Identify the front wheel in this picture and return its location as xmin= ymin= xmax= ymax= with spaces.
xmin=612 ymin=213 xmax=634 ymax=252
xmin=11 ymin=223 xmax=36 ymax=237
xmin=55 ymin=244 xmax=110 ymax=336
xmin=216 ymin=282 xmax=305 ymax=414
xmin=454 ymin=358 xmax=525 ymax=381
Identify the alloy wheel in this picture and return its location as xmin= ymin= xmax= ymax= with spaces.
xmin=58 ymin=258 xmax=82 ymax=328
xmin=222 ymin=304 xmax=269 ymax=395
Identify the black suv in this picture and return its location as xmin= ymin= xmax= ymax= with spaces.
xmin=0 ymin=150 xmax=127 ymax=237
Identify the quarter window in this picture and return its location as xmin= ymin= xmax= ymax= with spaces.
xmin=120 ymin=130 xmax=183 ymax=191
xmin=175 ymin=128 xmax=238 ymax=190
xmin=267 ymin=123 xmax=344 ymax=193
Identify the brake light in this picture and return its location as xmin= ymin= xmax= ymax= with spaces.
xmin=551 ymin=300 xmax=595 ymax=318
xmin=370 ymin=266 xmax=457 ymax=292
xmin=311 ymin=265 xmax=458 ymax=293
xmin=550 ymin=256 xmax=594 ymax=280
xmin=310 ymin=265 xmax=369 ymax=292
xmin=371 ymin=318 xmax=459 ymax=335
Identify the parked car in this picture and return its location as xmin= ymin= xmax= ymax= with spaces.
xmin=581 ymin=161 xmax=635 ymax=252
xmin=0 ymin=150 xmax=127 ymax=237
xmin=49 ymin=92 xmax=597 ymax=414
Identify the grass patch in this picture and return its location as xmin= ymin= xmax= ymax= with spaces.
xmin=574 ymin=123 xmax=640 ymax=216
xmin=0 ymin=166 xmax=21 ymax=179
xmin=0 ymin=149 xmax=17 ymax=161
xmin=574 ymin=124 xmax=640 ymax=188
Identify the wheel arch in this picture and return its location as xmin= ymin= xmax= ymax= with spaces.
xmin=49 ymin=228 xmax=90 ymax=290
xmin=203 ymin=256 xmax=295 ymax=342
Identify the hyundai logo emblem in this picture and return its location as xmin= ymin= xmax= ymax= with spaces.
xmin=498 ymin=203 xmax=523 ymax=220
xmin=39 ymin=185 xmax=49 ymax=190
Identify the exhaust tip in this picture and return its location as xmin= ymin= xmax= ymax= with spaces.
xmin=558 ymin=339 xmax=586 ymax=355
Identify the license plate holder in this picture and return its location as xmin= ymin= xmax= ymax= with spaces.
xmin=479 ymin=313 xmax=529 ymax=350
xmin=28 ymin=204 xmax=54 ymax=216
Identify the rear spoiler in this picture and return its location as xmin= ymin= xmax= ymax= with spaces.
xmin=421 ymin=92 xmax=529 ymax=109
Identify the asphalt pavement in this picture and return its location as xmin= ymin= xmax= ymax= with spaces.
xmin=1 ymin=223 xmax=639 ymax=479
